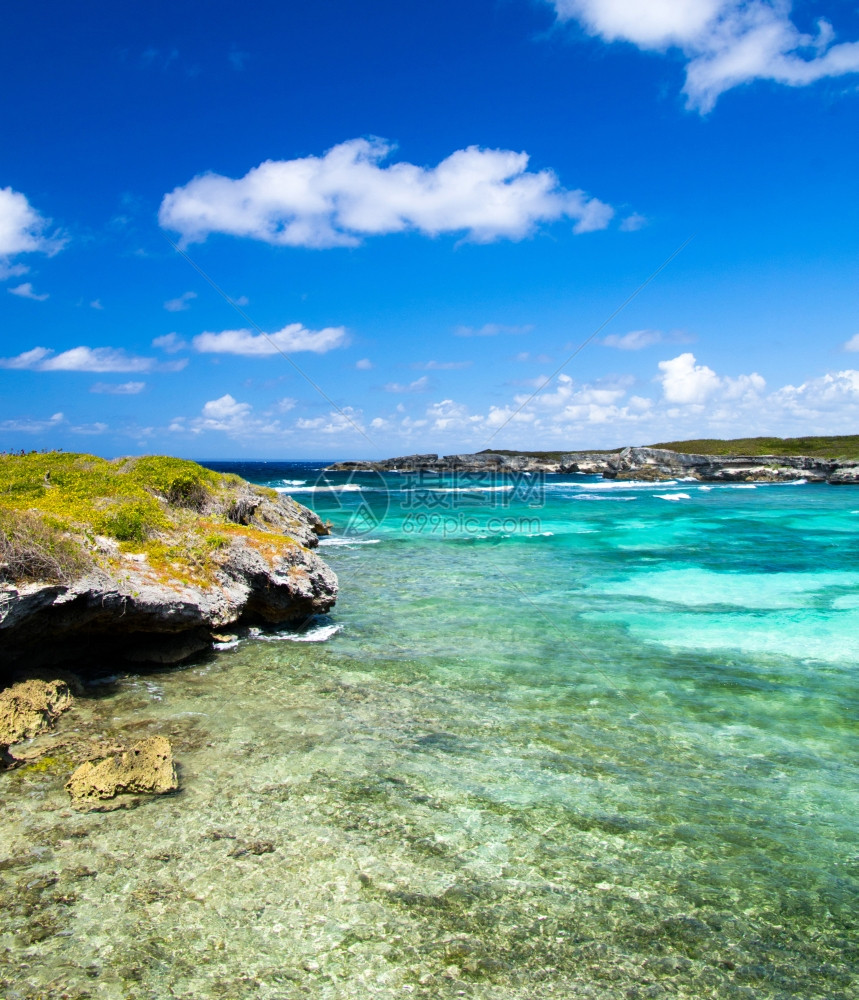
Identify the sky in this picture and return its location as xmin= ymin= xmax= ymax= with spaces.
xmin=2 ymin=0 xmax=859 ymax=460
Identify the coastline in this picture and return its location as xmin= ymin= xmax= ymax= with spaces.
xmin=326 ymin=445 xmax=859 ymax=483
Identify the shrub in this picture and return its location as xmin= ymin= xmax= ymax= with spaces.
xmin=99 ymin=501 xmax=164 ymax=543
xmin=166 ymin=472 xmax=210 ymax=511
xmin=0 ymin=509 xmax=92 ymax=584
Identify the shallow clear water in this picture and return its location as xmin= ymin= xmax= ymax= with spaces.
xmin=2 ymin=463 xmax=857 ymax=999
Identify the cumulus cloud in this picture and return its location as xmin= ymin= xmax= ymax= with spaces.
xmin=152 ymin=332 xmax=188 ymax=353
xmin=0 ymin=411 xmax=64 ymax=433
xmin=604 ymin=329 xmax=664 ymax=350
xmin=0 ymin=345 xmax=186 ymax=373
xmin=619 ymin=212 xmax=648 ymax=232
xmin=548 ymin=0 xmax=859 ymax=111
xmin=383 ymin=375 xmax=431 ymax=393
xmin=193 ymin=323 xmax=348 ymax=356
xmin=295 ymin=407 xmax=366 ymax=435
xmin=0 ymin=187 xmax=65 ymax=275
xmin=164 ymin=291 xmax=197 ymax=312
xmin=159 ymin=138 xmax=614 ymax=248
xmin=8 ymin=282 xmax=49 ymax=301
xmin=90 ymin=381 xmax=146 ymax=395
xmin=658 ymin=352 xmax=764 ymax=404
xmin=603 ymin=328 xmax=694 ymax=350
xmin=169 ymin=394 xmax=365 ymax=440
xmin=844 ymin=333 xmax=859 ymax=352
xmin=355 ymin=358 xmax=374 ymax=370
xmin=455 ymin=323 xmax=534 ymax=337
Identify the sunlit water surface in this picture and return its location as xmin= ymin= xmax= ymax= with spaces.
xmin=2 ymin=463 xmax=857 ymax=999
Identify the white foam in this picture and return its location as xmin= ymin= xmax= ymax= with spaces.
xmin=573 ymin=494 xmax=637 ymax=501
xmin=655 ymin=493 xmax=691 ymax=501
xmin=275 ymin=483 xmax=364 ymax=493
xmin=280 ymin=479 xmax=307 ymax=486
xmin=318 ymin=536 xmax=381 ymax=546
xmin=575 ymin=480 xmax=678 ymax=491
xmin=258 ymin=622 xmax=342 ymax=643
xmin=409 ymin=484 xmax=514 ymax=494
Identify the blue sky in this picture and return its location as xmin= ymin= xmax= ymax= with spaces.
xmin=2 ymin=0 xmax=859 ymax=459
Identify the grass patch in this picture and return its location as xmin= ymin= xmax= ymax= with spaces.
xmin=647 ymin=435 xmax=859 ymax=460
xmin=0 ymin=452 xmax=303 ymax=587
xmin=0 ymin=509 xmax=92 ymax=584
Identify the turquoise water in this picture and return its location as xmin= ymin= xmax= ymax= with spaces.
xmin=2 ymin=464 xmax=857 ymax=998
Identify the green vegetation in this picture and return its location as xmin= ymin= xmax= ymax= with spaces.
xmin=0 ymin=451 xmax=294 ymax=586
xmin=0 ymin=509 xmax=93 ymax=584
xmin=480 ymin=436 xmax=859 ymax=461
xmin=647 ymin=435 xmax=859 ymax=460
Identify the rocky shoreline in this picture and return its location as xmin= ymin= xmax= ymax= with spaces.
xmin=327 ymin=446 xmax=859 ymax=484
xmin=1 ymin=463 xmax=337 ymax=676
xmin=0 ymin=455 xmax=339 ymax=805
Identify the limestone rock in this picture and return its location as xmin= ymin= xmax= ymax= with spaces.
xmin=65 ymin=735 xmax=178 ymax=811
xmin=0 ymin=678 xmax=74 ymax=746
xmin=327 ymin=447 xmax=859 ymax=485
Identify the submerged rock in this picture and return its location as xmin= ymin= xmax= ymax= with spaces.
xmin=65 ymin=735 xmax=178 ymax=811
xmin=0 ymin=678 xmax=74 ymax=761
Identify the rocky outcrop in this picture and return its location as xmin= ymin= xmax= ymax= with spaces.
xmin=0 ymin=678 xmax=75 ymax=766
xmin=0 ymin=678 xmax=74 ymax=745
xmin=65 ymin=735 xmax=178 ymax=811
xmin=327 ymin=446 xmax=859 ymax=484
xmin=1 ymin=483 xmax=337 ymax=675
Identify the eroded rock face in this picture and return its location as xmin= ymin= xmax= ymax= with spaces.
xmin=65 ymin=735 xmax=178 ymax=811
xmin=327 ymin=448 xmax=859 ymax=484
xmin=0 ymin=495 xmax=338 ymax=674
xmin=0 ymin=678 xmax=74 ymax=747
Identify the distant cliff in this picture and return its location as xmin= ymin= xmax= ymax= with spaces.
xmin=327 ymin=446 xmax=859 ymax=483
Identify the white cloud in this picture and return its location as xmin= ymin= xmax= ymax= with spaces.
xmin=604 ymin=329 xmax=665 ymax=350
xmin=193 ymin=322 xmax=348 ymax=356
xmin=159 ymin=138 xmax=615 ymax=248
xmin=8 ymin=282 xmax=48 ymax=301
xmin=90 ymin=299 xmax=104 ymax=310
xmin=619 ymin=212 xmax=648 ymax=232
xmin=844 ymin=333 xmax=859 ymax=352
xmin=90 ymin=381 xmax=146 ymax=395
xmin=658 ymin=352 xmax=764 ymax=404
xmin=69 ymin=421 xmax=109 ymax=435
xmin=355 ymin=358 xmax=374 ymax=370
xmin=164 ymin=291 xmax=197 ymax=312
xmin=657 ymin=351 xmax=723 ymax=403
xmin=383 ymin=375 xmax=430 ymax=394
xmin=549 ymin=0 xmax=859 ymax=111
xmin=152 ymin=332 xmax=188 ymax=353
xmin=0 ymin=187 xmax=64 ymax=272
xmin=0 ymin=411 xmax=64 ymax=433
xmin=0 ymin=345 xmax=187 ymax=373
xmin=515 ymin=351 xmax=554 ymax=363
xmin=455 ymin=323 xmax=534 ymax=337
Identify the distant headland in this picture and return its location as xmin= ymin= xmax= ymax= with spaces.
xmin=327 ymin=435 xmax=859 ymax=484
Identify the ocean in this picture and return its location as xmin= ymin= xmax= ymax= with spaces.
xmin=3 ymin=461 xmax=857 ymax=999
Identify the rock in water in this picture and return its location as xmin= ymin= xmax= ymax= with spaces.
xmin=65 ymin=735 xmax=178 ymax=811
xmin=0 ymin=678 xmax=74 ymax=747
